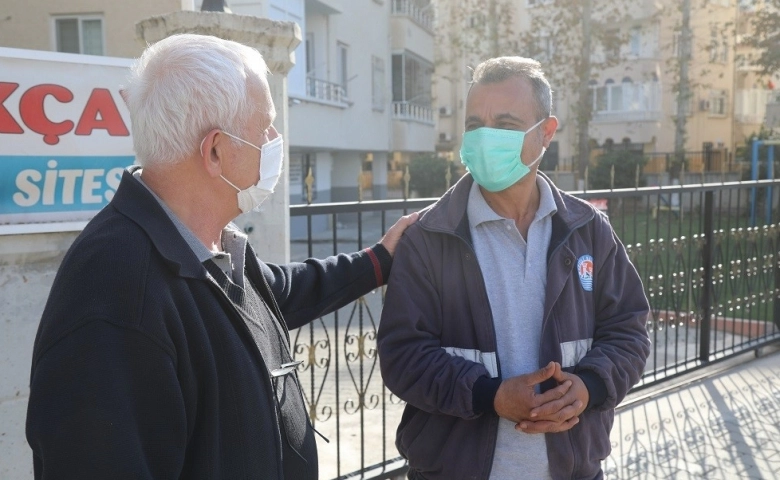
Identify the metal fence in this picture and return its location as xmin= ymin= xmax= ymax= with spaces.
xmin=288 ymin=179 xmax=780 ymax=480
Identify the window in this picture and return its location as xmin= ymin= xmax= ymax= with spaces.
xmin=536 ymin=35 xmax=555 ymax=62
xmin=372 ymin=56 xmax=385 ymax=111
xmin=672 ymin=32 xmax=692 ymax=60
xmin=607 ymin=79 xmax=622 ymax=111
xmin=305 ymin=33 xmax=315 ymax=77
xmin=338 ymin=42 xmax=349 ymax=97
xmin=605 ymin=30 xmax=621 ymax=61
xmin=709 ymin=90 xmax=728 ymax=116
xmin=590 ymin=77 xmax=660 ymax=114
xmin=629 ymin=27 xmax=641 ymax=56
xmin=391 ymin=51 xmax=432 ymax=106
xmin=54 ymin=15 xmax=104 ymax=55
xmin=710 ymin=27 xmax=719 ymax=62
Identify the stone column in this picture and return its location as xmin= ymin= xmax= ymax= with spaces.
xmin=136 ymin=11 xmax=301 ymax=264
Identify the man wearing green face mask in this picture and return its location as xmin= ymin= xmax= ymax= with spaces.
xmin=378 ymin=57 xmax=650 ymax=480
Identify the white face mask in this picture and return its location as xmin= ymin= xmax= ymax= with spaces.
xmin=216 ymin=131 xmax=284 ymax=213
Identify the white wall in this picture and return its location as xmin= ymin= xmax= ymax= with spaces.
xmin=0 ymin=232 xmax=78 ymax=479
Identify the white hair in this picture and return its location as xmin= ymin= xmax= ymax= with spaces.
xmin=123 ymin=34 xmax=270 ymax=167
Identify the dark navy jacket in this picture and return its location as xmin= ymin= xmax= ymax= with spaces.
xmin=26 ymin=169 xmax=391 ymax=479
xmin=378 ymin=174 xmax=650 ymax=479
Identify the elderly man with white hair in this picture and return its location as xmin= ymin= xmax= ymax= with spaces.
xmin=26 ymin=34 xmax=417 ymax=480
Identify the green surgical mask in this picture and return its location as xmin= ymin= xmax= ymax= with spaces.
xmin=460 ymin=118 xmax=546 ymax=192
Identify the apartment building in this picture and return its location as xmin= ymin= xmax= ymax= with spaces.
xmin=433 ymin=0 xmax=777 ymax=172
xmin=734 ymin=0 xmax=780 ymax=142
xmin=0 ymin=0 xmax=436 ymax=209
xmin=260 ymin=0 xmax=435 ymax=205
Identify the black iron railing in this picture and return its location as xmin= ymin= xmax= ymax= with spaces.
xmin=289 ymin=179 xmax=780 ymax=480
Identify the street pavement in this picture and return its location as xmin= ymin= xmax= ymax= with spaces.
xmin=605 ymin=346 xmax=780 ymax=479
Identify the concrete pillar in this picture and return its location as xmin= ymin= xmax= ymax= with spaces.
xmin=372 ymin=151 xmax=389 ymax=200
xmin=0 ymin=231 xmax=80 ymax=479
xmin=315 ymin=152 xmax=333 ymax=203
xmin=330 ymin=151 xmax=362 ymax=203
xmin=136 ymin=11 xmax=301 ymax=264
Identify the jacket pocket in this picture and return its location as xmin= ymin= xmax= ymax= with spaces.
xmin=569 ymin=408 xmax=614 ymax=477
xmin=397 ymin=408 xmax=457 ymax=473
xmin=397 ymin=407 xmax=431 ymax=459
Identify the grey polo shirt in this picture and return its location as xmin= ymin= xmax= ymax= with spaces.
xmin=467 ymin=176 xmax=557 ymax=480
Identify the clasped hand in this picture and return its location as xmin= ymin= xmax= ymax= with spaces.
xmin=493 ymin=361 xmax=589 ymax=434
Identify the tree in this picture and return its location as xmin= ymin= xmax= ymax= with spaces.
xmin=518 ymin=0 xmax=632 ymax=185
xmin=408 ymin=153 xmax=462 ymax=197
xmin=747 ymin=0 xmax=780 ymax=75
xmin=672 ymin=0 xmax=693 ymax=180
xmin=590 ymin=149 xmax=648 ymax=190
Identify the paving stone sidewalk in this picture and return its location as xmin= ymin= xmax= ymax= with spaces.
xmin=605 ymin=347 xmax=780 ymax=479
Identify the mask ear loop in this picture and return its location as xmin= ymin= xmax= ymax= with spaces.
xmin=199 ymin=136 xmax=207 ymax=158
xmin=200 ymin=129 xmax=241 ymax=191
xmin=199 ymin=129 xmax=222 ymax=158
xmin=524 ymin=118 xmax=548 ymax=167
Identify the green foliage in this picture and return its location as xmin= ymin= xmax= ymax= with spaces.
xmin=747 ymin=0 xmax=780 ymax=75
xmin=589 ymin=150 xmax=647 ymax=189
xmin=738 ymin=126 xmax=779 ymax=181
xmin=408 ymin=153 xmax=462 ymax=197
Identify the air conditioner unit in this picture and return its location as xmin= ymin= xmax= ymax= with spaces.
xmin=439 ymin=106 xmax=452 ymax=116
xmin=439 ymin=132 xmax=452 ymax=142
xmin=699 ymin=100 xmax=711 ymax=111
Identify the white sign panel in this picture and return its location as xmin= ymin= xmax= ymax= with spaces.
xmin=0 ymin=48 xmax=134 ymax=233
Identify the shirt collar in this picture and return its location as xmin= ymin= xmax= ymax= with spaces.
xmin=467 ymin=175 xmax=558 ymax=229
xmin=133 ymin=169 xmax=248 ymax=264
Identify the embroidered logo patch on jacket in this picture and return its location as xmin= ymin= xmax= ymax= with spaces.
xmin=577 ymin=255 xmax=594 ymax=291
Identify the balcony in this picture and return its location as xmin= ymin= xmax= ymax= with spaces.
xmin=392 ymin=101 xmax=434 ymax=152
xmin=305 ymin=0 xmax=341 ymax=15
xmin=593 ymin=110 xmax=663 ymax=123
xmin=591 ymin=81 xmax=662 ymax=124
xmin=303 ymin=77 xmax=349 ymax=108
xmin=735 ymin=89 xmax=775 ymax=125
xmin=391 ymin=0 xmax=433 ymax=32
xmin=392 ymin=101 xmax=434 ymax=125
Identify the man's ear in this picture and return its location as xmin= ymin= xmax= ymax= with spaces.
xmin=119 ymin=89 xmax=129 ymax=106
xmin=200 ymin=129 xmax=225 ymax=178
xmin=542 ymin=116 xmax=558 ymax=147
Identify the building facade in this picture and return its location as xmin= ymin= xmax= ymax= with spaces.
xmin=0 ymin=0 xmax=436 ymax=214
xmin=432 ymin=0 xmax=779 ymax=176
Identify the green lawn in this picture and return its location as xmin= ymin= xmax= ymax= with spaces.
xmin=603 ymin=199 xmax=778 ymax=324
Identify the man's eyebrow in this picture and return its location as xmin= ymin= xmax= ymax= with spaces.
xmin=493 ymin=113 xmax=523 ymax=123
xmin=465 ymin=115 xmax=483 ymax=124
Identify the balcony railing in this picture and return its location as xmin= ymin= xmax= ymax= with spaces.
xmin=306 ymin=77 xmax=348 ymax=106
xmin=593 ymin=109 xmax=663 ymax=122
xmin=391 ymin=0 xmax=433 ymax=32
xmin=592 ymin=81 xmax=662 ymax=121
xmin=392 ymin=101 xmax=434 ymax=124
xmin=735 ymin=89 xmax=773 ymax=124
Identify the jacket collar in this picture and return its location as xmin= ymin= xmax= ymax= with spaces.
xmin=418 ymin=172 xmax=594 ymax=243
xmin=111 ymin=166 xmax=208 ymax=279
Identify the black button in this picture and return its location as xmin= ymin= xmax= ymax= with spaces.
xmin=564 ymin=258 xmax=572 ymax=266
